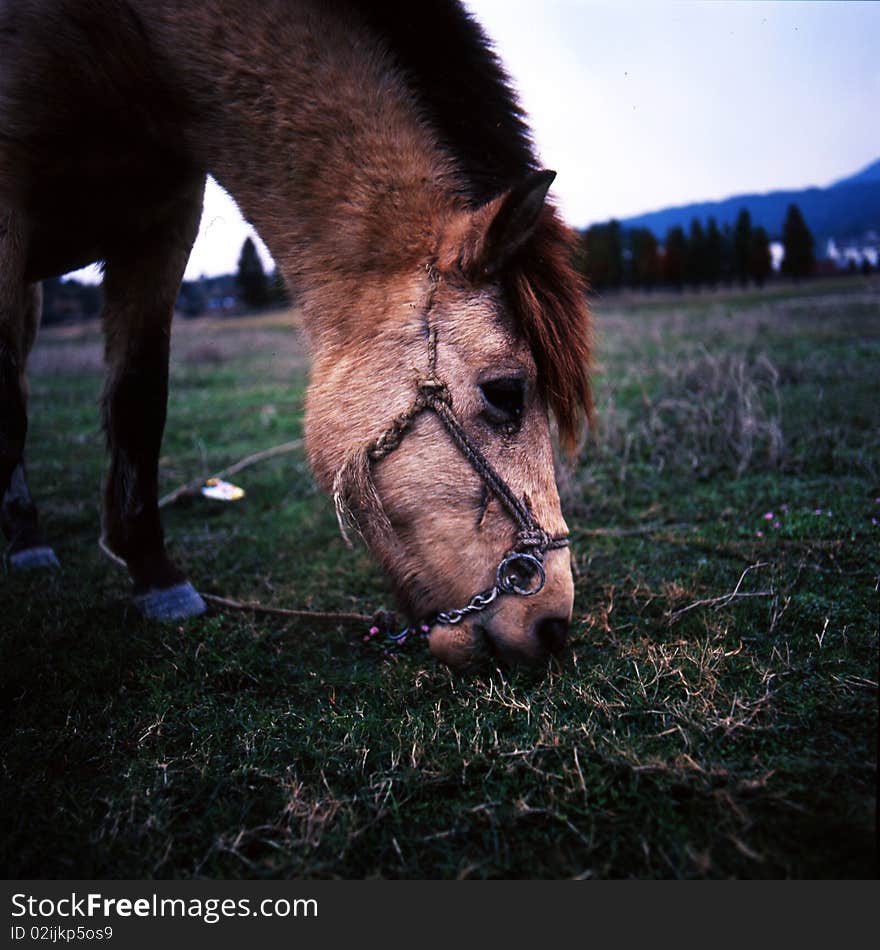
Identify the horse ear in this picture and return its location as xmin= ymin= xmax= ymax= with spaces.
xmin=476 ymin=169 xmax=556 ymax=276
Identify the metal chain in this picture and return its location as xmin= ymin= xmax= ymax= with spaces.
xmin=435 ymin=586 xmax=500 ymax=626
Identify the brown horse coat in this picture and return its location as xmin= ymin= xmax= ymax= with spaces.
xmin=0 ymin=0 xmax=591 ymax=665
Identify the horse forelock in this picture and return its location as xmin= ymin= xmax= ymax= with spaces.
xmin=505 ymin=212 xmax=594 ymax=453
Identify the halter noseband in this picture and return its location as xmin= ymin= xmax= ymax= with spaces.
xmin=333 ymin=326 xmax=569 ymax=630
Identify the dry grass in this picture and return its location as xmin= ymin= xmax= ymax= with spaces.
xmin=29 ymin=307 xmax=310 ymax=379
xmin=595 ymin=348 xmax=783 ymax=480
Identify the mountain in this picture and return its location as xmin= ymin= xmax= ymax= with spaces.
xmin=617 ymin=158 xmax=880 ymax=247
xmin=830 ymin=158 xmax=880 ymax=188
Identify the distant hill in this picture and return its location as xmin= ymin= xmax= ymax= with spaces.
xmin=618 ymin=158 xmax=880 ymax=248
xmin=831 ymin=158 xmax=880 ymax=188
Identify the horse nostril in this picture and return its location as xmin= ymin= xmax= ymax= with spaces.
xmin=535 ymin=616 xmax=569 ymax=655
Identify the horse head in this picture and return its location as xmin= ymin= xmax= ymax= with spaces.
xmin=305 ymin=170 xmax=591 ymax=669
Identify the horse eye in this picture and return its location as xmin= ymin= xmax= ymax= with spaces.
xmin=479 ymin=376 xmax=526 ymax=426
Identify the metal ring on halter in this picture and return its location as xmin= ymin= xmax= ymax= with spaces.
xmin=495 ymin=552 xmax=546 ymax=597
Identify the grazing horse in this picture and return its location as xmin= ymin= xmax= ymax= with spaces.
xmin=0 ymin=0 xmax=591 ymax=668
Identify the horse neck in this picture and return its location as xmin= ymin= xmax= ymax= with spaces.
xmin=144 ymin=1 xmax=461 ymax=339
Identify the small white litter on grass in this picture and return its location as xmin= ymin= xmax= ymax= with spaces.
xmin=201 ymin=478 xmax=245 ymax=501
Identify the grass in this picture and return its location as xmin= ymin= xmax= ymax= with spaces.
xmin=2 ymin=276 xmax=877 ymax=879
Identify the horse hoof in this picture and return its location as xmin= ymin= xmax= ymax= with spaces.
xmin=9 ymin=546 xmax=61 ymax=571
xmin=133 ymin=581 xmax=207 ymax=621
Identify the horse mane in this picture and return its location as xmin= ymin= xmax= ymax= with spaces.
xmin=338 ymin=0 xmax=534 ymax=204
xmin=340 ymin=0 xmax=593 ymax=448
xmin=506 ymin=212 xmax=593 ymax=451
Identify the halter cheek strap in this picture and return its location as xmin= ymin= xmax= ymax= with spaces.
xmin=334 ymin=328 xmax=569 ymax=629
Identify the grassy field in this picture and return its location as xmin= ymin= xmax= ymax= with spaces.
xmin=2 ymin=276 xmax=877 ymax=879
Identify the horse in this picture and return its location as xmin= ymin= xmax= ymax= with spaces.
xmin=0 ymin=0 xmax=592 ymax=668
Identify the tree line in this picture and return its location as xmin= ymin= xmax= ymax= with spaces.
xmin=577 ymin=203 xmax=817 ymax=290
xmin=231 ymin=236 xmax=290 ymax=311
xmin=40 ymin=236 xmax=289 ymax=325
xmin=37 ymin=203 xmax=852 ymax=325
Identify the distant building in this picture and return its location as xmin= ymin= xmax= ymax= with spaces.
xmin=770 ymin=241 xmax=784 ymax=272
xmin=824 ymin=233 xmax=879 ymax=269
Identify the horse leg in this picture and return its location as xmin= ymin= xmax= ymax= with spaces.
xmin=99 ymin=178 xmax=206 ymax=620
xmin=0 ymin=211 xmax=57 ymax=569
xmin=2 ymin=281 xmax=60 ymax=568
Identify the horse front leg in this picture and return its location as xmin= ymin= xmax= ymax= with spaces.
xmin=1 ymin=213 xmax=57 ymax=569
xmin=99 ymin=178 xmax=206 ymax=620
xmin=0 ymin=212 xmax=28 ymax=501
xmin=1 ymin=459 xmax=59 ymax=568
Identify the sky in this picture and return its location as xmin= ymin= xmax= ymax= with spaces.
xmin=69 ymin=0 xmax=880 ymax=281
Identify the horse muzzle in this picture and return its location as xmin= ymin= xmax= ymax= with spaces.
xmin=427 ymin=545 xmax=574 ymax=669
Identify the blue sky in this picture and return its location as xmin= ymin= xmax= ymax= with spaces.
xmin=72 ymin=0 xmax=880 ymax=280
xmin=473 ymin=0 xmax=879 ymax=219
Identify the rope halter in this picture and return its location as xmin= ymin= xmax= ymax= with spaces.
xmin=333 ymin=328 xmax=568 ymax=630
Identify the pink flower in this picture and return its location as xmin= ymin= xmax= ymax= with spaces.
xmin=756 ymin=530 xmax=764 ymax=537
xmin=773 ymin=521 xmax=781 ymax=529
xmin=369 ymin=626 xmax=379 ymax=636
xmin=763 ymin=512 xmax=774 ymax=520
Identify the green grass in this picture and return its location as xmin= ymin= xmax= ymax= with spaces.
xmin=2 ymin=278 xmax=877 ymax=879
